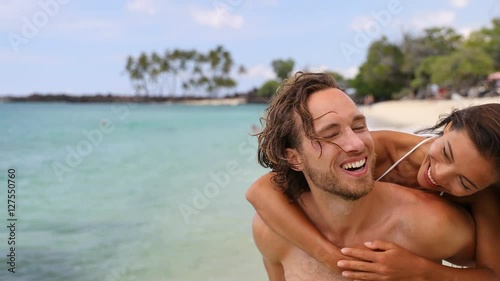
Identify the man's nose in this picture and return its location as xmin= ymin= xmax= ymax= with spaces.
xmin=337 ymin=129 xmax=365 ymax=153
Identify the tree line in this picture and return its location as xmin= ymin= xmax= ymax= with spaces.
xmin=352 ymin=18 xmax=500 ymax=100
xmin=124 ymin=45 xmax=245 ymax=97
xmin=258 ymin=18 xmax=500 ymax=101
xmin=125 ymin=17 xmax=500 ymax=101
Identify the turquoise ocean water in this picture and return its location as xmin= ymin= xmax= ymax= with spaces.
xmin=0 ymin=102 xmax=384 ymax=281
xmin=0 ymin=103 xmax=271 ymax=281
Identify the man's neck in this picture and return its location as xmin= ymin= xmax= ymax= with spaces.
xmin=298 ymin=184 xmax=387 ymax=246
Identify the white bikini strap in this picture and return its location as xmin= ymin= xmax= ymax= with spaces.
xmin=376 ymin=136 xmax=437 ymax=182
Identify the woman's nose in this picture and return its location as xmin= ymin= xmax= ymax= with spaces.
xmin=433 ymin=161 xmax=453 ymax=185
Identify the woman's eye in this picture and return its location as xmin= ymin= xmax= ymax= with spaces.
xmin=442 ymin=146 xmax=450 ymax=162
xmin=459 ymin=177 xmax=472 ymax=191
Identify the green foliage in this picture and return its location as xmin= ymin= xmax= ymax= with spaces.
xmin=464 ymin=18 xmax=500 ymax=69
xmin=419 ymin=27 xmax=463 ymax=54
xmin=201 ymin=45 xmax=236 ymax=97
xmin=352 ymin=22 xmax=497 ymax=100
xmin=430 ymin=48 xmax=494 ymax=91
xmin=325 ymin=71 xmax=347 ymax=88
xmin=412 ymin=56 xmax=437 ymax=89
xmin=124 ymin=45 xmax=244 ymax=97
xmin=258 ymin=80 xmax=280 ymax=98
xmin=392 ymin=87 xmax=414 ymax=100
xmin=125 ymin=52 xmax=157 ymax=96
xmin=401 ymin=27 xmax=462 ymax=81
xmin=271 ymin=58 xmax=295 ymax=81
xmin=351 ymin=37 xmax=405 ymax=100
xmin=124 ymin=17 xmax=500 ymax=100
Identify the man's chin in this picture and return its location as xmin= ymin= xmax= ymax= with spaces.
xmin=324 ymin=185 xmax=372 ymax=201
xmin=340 ymin=189 xmax=371 ymax=201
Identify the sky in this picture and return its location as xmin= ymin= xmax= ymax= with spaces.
xmin=1 ymin=0 xmax=499 ymax=96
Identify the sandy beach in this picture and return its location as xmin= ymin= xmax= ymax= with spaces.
xmin=179 ymin=97 xmax=247 ymax=106
xmin=361 ymin=96 xmax=500 ymax=132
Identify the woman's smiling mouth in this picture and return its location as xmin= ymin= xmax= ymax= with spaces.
xmin=426 ymin=166 xmax=441 ymax=187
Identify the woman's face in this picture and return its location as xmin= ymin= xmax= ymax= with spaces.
xmin=417 ymin=127 xmax=497 ymax=196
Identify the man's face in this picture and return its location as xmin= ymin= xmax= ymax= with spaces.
xmin=290 ymin=88 xmax=376 ymax=200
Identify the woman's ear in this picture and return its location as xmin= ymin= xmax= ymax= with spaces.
xmin=286 ymin=148 xmax=303 ymax=171
xmin=443 ymin=122 xmax=453 ymax=133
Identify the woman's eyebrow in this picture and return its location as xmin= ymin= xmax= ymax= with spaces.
xmin=447 ymin=140 xmax=455 ymax=162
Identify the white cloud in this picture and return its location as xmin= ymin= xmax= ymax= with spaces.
xmin=57 ymin=19 xmax=116 ymax=30
xmin=256 ymin=0 xmax=279 ymax=7
xmin=125 ymin=0 xmax=157 ymax=15
xmin=0 ymin=52 xmax=58 ymax=63
xmin=0 ymin=0 xmax=37 ymax=21
xmin=488 ymin=1 xmax=500 ymax=17
xmin=348 ymin=13 xmax=400 ymax=38
xmin=338 ymin=66 xmax=359 ymax=79
xmin=52 ymin=18 xmax=120 ymax=40
xmin=293 ymin=65 xmax=358 ymax=79
xmin=410 ymin=10 xmax=456 ymax=29
xmin=243 ymin=64 xmax=275 ymax=80
xmin=349 ymin=16 xmax=374 ymax=31
xmin=306 ymin=64 xmax=330 ymax=73
xmin=190 ymin=6 xmax=243 ymax=29
xmin=0 ymin=0 xmax=69 ymax=30
xmin=458 ymin=27 xmax=474 ymax=38
xmin=449 ymin=0 xmax=469 ymax=8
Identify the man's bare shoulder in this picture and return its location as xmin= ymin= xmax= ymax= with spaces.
xmin=379 ymin=182 xmax=475 ymax=262
xmin=381 ymin=182 xmax=473 ymax=229
xmin=252 ymin=214 xmax=291 ymax=262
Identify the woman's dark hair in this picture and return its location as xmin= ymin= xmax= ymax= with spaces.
xmin=417 ymin=103 xmax=500 ymax=187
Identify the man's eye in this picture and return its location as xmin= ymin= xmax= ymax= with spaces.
xmin=325 ymin=133 xmax=339 ymax=139
xmin=352 ymin=126 xmax=366 ymax=131
xmin=321 ymin=131 xmax=340 ymax=139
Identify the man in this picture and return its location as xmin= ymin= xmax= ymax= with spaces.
xmin=252 ymin=72 xmax=475 ymax=280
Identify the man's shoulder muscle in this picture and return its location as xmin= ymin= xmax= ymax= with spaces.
xmin=252 ymin=214 xmax=291 ymax=262
xmin=398 ymin=189 xmax=475 ymax=263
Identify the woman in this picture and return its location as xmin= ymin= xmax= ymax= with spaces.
xmin=246 ymin=103 xmax=500 ymax=280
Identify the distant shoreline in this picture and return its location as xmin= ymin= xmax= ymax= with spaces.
xmin=0 ymin=88 xmax=271 ymax=105
xmin=0 ymin=93 xmax=264 ymax=106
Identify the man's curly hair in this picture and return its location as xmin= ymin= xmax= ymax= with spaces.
xmin=257 ymin=72 xmax=339 ymax=201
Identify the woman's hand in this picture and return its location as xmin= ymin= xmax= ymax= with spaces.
xmin=337 ymin=240 xmax=428 ymax=281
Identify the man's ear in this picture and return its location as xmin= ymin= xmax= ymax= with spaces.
xmin=286 ymin=148 xmax=303 ymax=171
